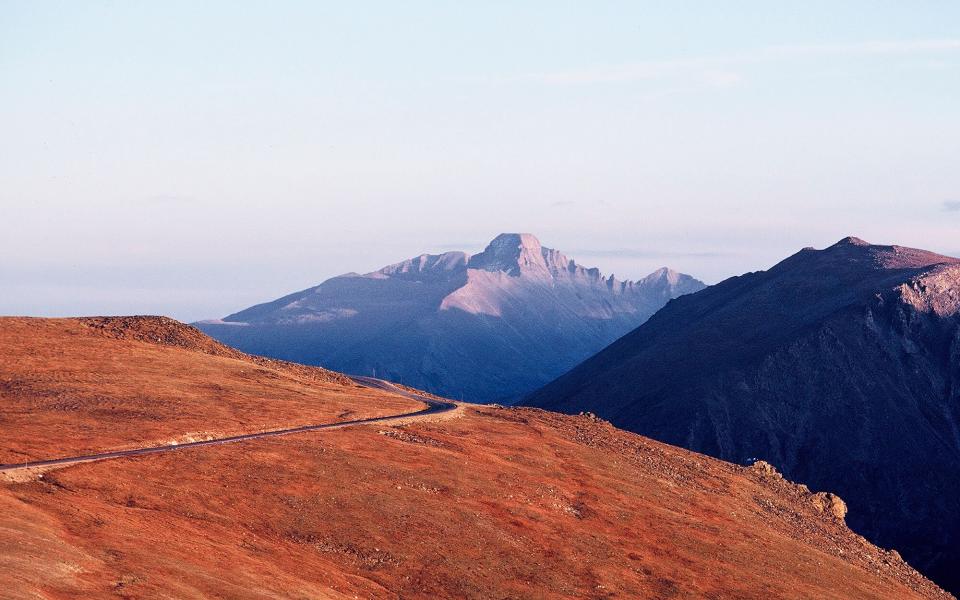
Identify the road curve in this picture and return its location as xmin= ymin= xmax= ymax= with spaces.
xmin=0 ymin=377 xmax=457 ymax=473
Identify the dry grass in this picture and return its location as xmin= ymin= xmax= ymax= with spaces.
xmin=0 ymin=317 xmax=948 ymax=599
xmin=0 ymin=317 xmax=419 ymax=462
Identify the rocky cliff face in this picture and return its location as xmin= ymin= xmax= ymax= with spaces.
xmin=196 ymin=234 xmax=705 ymax=403
xmin=525 ymin=237 xmax=960 ymax=593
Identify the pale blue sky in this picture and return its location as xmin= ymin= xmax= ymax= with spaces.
xmin=2 ymin=1 xmax=958 ymax=321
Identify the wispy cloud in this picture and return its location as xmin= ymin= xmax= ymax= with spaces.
xmin=768 ymin=39 xmax=960 ymax=57
xmin=547 ymin=199 xmax=612 ymax=208
xmin=145 ymin=194 xmax=195 ymax=205
xmin=943 ymin=200 xmax=960 ymax=212
xmin=527 ymin=57 xmax=730 ymax=86
xmin=524 ymin=39 xmax=960 ymax=85
xmin=702 ymin=70 xmax=743 ymax=88
xmin=572 ymin=249 xmax=731 ymax=260
xmin=433 ymin=242 xmax=483 ymax=251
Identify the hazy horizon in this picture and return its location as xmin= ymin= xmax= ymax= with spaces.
xmin=3 ymin=2 xmax=958 ymax=321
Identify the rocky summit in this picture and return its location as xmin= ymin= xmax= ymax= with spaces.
xmin=196 ymin=234 xmax=704 ymax=403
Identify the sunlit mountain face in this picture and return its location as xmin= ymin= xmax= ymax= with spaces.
xmin=197 ymin=233 xmax=705 ymax=403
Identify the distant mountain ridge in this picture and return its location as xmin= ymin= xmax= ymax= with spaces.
xmin=525 ymin=236 xmax=960 ymax=593
xmin=197 ymin=233 xmax=705 ymax=402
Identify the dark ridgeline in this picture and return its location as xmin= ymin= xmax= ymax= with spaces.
xmin=196 ymin=233 xmax=704 ymax=403
xmin=525 ymin=236 xmax=960 ymax=593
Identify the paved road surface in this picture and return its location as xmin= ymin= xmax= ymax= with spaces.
xmin=0 ymin=377 xmax=456 ymax=473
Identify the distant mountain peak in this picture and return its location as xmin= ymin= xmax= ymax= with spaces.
xmin=199 ymin=234 xmax=705 ymax=403
xmin=835 ymin=236 xmax=870 ymax=247
xmin=468 ymin=233 xmax=546 ymax=276
xmin=785 ymin=237 xmax=959 ymax=275
xmin=642 ymin=267 xmax=684 ymax=284
xmin=375 ymin=251 xmax=468 ymax=281
xmin=497 ymin=232 xmax=542 ymax=249
xmin=442 ymin=235 xmax=706 ymax=318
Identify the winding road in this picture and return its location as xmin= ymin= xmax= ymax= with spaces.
xmin=0 ymin=376 xmax=457 ymax=473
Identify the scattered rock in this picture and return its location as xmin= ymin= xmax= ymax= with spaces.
xmin=377 ymin=428 xmax=447 ymax=448
xmin=749 ymin=460 xmax=783 ymax=480
xmin=811 ymin=492 xmax=848 ymax=521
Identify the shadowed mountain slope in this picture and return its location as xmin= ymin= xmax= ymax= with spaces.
xmin=0 ymin=317 xmax=948 ymax=599
xmin=526 ymin=237 xmax=960 ymax=593
xmin=197 ymin=234 xmax=704 ymax=402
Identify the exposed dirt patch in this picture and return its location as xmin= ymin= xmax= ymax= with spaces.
xmin=378 ymin=427 xmax=453 ymax=449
